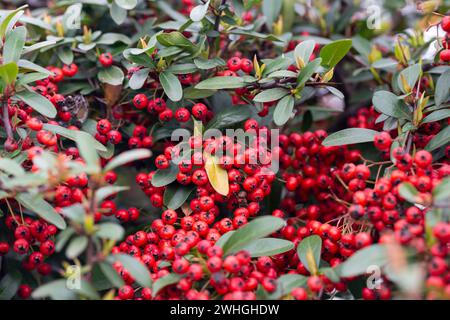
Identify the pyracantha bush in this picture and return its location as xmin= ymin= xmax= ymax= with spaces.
xmin=0 ymin=0 xmax=449 ymax=301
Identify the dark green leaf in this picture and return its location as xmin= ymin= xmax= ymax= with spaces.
xmin=152 ymin=273 xmax=181 ymax=297
xmin=151 ymin=163 xmax=179 ymax=187
xmin=164 ymin=184 xmax=195 ymax=210
xmin=98 ymin=66 xmax=124 ymax=86
xmin=297 ymin=57 xmax=322 ymax=86
xmin=322 ymin=128 xmax=378 ymax=146
xmin=129 ymin=68 xmax=150 ymax=90
xmin=335 ymin=244 xmax=388 ymax=278
xmin=3 ymin=26 xmax=26 ymax=63
xmin=319 ymin=39 xmax=352 ymax=68
xmin=273 ymin=95 xmax=295 ymax=126
xmin=98 ymin=262 xmax=125 ymax=288
xmin=425 ymin=125 xmax=450 ymax=152
xmin=435 ymin=69 xmax=450 ymax=107
xmin=222 ymin=216 xmax=286 ymax=255
xmin=104 ymin=149 xmax=151 ymax=171
xmin=0 ymin=270 xmax=22 ymax=300
xmin=206 ymin=104 xmax=252 ymax=129
xmin=253 ymin=88 xmax=288 ymax=103
xmin=66 ymin=236 xmax=88 ymax=259
xmin=159 ymin=71 xmax=183 ymax=102
xmin=16 ymin=193 xmax=66 ymax=229
xmin=14 ymin=89 xmax=57 ymax=118
xmin=422 ymin=109 xmax=450 ymax=124
xmin=372 ymin=90 xmax=412 ymax=120
xmin=231 ymin=238 xmax=294 ymax=257
xmin=297 ymin=235 xmax=322 ymax=274
xmin=109 ymin=254 xmax=152 ymax=288
xmin=196 ymin=76 xmax=247 ymax=90
xmin=266 ymin=274 xmax=307 ymax=299
xmin=96 ymin=223 xmax=124 ymax=241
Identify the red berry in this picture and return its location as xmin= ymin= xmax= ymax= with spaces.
xmin=99 ymin=52 xmax=113 ymax=67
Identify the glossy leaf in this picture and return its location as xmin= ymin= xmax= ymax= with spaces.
xmin=322 ymin=128 xmax=378 ymax=146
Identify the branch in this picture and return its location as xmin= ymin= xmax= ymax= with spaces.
xmin=1 ymin=97 xmax=13 ymax=139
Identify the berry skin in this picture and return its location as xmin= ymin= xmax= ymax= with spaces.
xmin=440 ymin=49 xmax=450 ymax=62
xmin=373 ymin=132 xmax=392 ymax=151
xmin=442 ymin=16 xmax=450 ymax=33
xmin=62 ymin=63 xmax=78 ymax=77
xmin=26 ymin=117 xmax=43 ymax=131
xmin=192 ymin=103 xmax=208 ymax=120
xmin=107 ymin=130 xmax=122 ymax=145
xmin=414 ymin=150 xmax=432 ymax=168
xmin=227 ymin=57 xmax=242 ymax=72
xmin=97 ymin=119 xmax=112 ymax=135
xmin=18 ymin=284 xmax=32 ymax=299
xmin=291 ymin=287 xmax=308 ymax=300
xmin=307 ymin=275 xmax=323 ymax=292
xmin=175 ymin=108 xmax=191 ymax=122
xmin=0 ymin=242 xmax=9 ymax=255
xmin=240 ymin=58 xmax=253 ymax=73
xmin=99 ymin=52 xmax=113 ymax=67
xmin=133 ymin=94 xmax=148 ymax=109
xmin=118 ymin=285 xmax=134 ymax=300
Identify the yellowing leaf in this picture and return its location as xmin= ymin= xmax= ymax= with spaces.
xmin=204 ymin=153 xmax=229 ymax=196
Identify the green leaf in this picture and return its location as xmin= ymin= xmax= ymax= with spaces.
xmin=43 ymin=124 xmax=106 ymax=152
xmin=297 ymin=235 xmax=322 ymax=275
xmin=231 ymin=238 xmax=294 ymax=257
xmin=61 ymin=204 xmax=85 ymax=224
xmin=195 ymin=76 xmax=246 ymax=90
xmin=351 ymin=35 xmax=372 ymax=57
xmin=14 ymin=89 xmax=57 ymax=118
xmin=183 ymin=87 xmax=216 ymax=99
xmin=66 ymin=236 xmax=88 ymax=259
xmin=433 ymin=176 xmax=450 ymax=204
xmin=94 ymin=186 xmax=129 ymax=205
xmin=0 ymin=157 xmax=25 ymax=176
xmin=398 ymin=63 xmax=421 ymax=94
xmin=129 ymin=68 xmax=150 ymax=90
xmin=77 ymin=280 xmax=101 ymax=300
xmin=16 ymin=193 xmax=66 ymax=229
xmin=253 ymin=88 xmax=289 ymax=103
xmin=157 ymin=32 xmax=198 ymax=54
xmin=98 ymin=66 xmax=124 ymax=86
xmin=75 ymin=131 xmax=100 ymax=173
xmin=16 ymin=72 xmax=49 ymax=86
xmin=98 ymin=262 xmax=125 ymax=288
xmin=17 ymin=59 xmax=53 ymax=75
xmin=109 ymin=254 xmax=152 ymax=288
xmin=3 ymin=26 xmax=26 ymax=63
xmin=56 ymin=227 xmax=76 ymax=251
xmin=115 ymin=0 xmax=137 ymax=10
xmin=57 ymin=46 xmax=74 ymax=65
xmin=110 ymin=1 xmax=127 ymax=25
xmin=422 ymin=109 xmax=450 ymax=124
xmin=0 ymin=62 xmax=18 ymax=85
xmin=216 ymin=231 xmax=235 ymax=248
xmin=164 ymin=184 xmax=195 ymax=210
xmin=425 ymin=125 xmax=450 ymax=152
xmin=193 ymin=57 xmax=225 ymax=70
xmin=0 ymin=270 xmax=22 ymax=300
xmin=206 ymin=105 xmax=252 ymax=130
xmin=96 ymin=223 xmax=125 ymax=241
xmin=222 ymin=216 xmax=286 ymax=255
xmin=266 ymin=274 xmax=307 ymax=299
xmin=372 ymin=90 xmax=412 ymax=120
xmin=152 ymin=273 xmax=182 ymax=297
xmin=335 ymin=244 xmax=388 ymax=278
xmin=297 ymin=57 xmax=322 ymax=86
xmin=262 ymin=0 xmax=282 ymax=31
xmin=151 ymin=163 xmax=179 ymax=187
xmin=294 ymin=40 xmax=316 ymax=65
xmin=273 ymin=95 xmax=295 ymax=126
xmin=97 ymin=33 xmax=132 ymax=45
xmin=104 ymin=149 xmax=151 ymax=172
xmin=322 ymin=128 xmax=378 ymax=146
xmin=319 ymin=39 xmax=352 ymax=68
xmin=159 ymin=71 xmax=183 ymax=102
xmin=435 ymin=69 xmax=450 ymax=107
xmin=32 ymin=279 xmax=77 ymax=300
xmin=398 ymin=182 xmax=419 ymax=204
xmin=190 ymin=0 xmax=210 ymax=22
xmin=0 ymin=6 xmax=26 ymax=38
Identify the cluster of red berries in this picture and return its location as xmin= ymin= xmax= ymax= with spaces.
xmin=0 ymin=214 xmax=58 ymax=298
xmin=439 ymin=16 xmax=450 ymax=62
